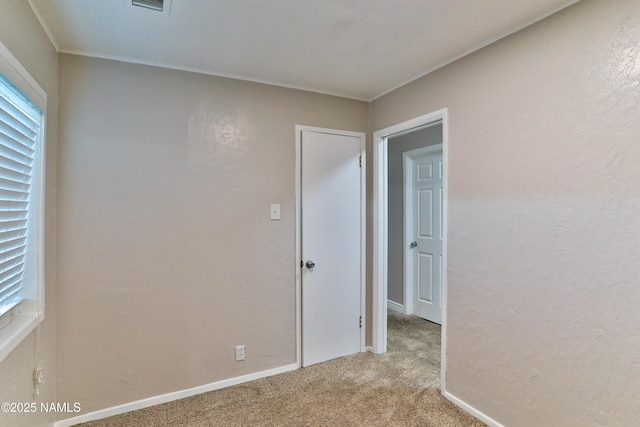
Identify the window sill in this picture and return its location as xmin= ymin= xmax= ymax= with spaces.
xmin=0 ymin=314 xmax=39 ymax=363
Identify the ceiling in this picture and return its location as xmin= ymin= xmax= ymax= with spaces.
xmin=29 ymin=0 xmax=580 ymax=101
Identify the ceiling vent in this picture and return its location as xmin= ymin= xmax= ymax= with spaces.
xmin=132 ymin=0 xmax=164 ymax=12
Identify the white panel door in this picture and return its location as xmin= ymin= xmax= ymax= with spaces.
xmin=408 ymin=149 xmax=443 ymax=324
xmin=301 ymin=129 xmax=362 ymax=367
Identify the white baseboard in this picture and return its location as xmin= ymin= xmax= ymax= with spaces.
xmin=387 ymin=300 xmax=405 ymax=313
xmin=54 ymin=363 xmax=298 ymax=427
xmin=443 ymin=390 xmax=506 ymax=427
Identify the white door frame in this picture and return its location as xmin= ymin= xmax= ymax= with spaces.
xmin=295 ymin=125 xmax=367 ymax=367
xmin=403 ymin=144 xmax=443 ymax=316
xmin=372 ymin=109 xmax=448 ymax=391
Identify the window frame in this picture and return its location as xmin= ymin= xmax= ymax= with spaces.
xmin=0 ymin=41 xmax=46 ymax=363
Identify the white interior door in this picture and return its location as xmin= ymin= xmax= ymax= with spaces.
xmin=405 ymin=146 xmax=443 ymax=324
xmin=301 ymin=129 xmax=363 ymax=367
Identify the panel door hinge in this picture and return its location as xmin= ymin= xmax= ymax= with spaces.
xmin=359 ymin=316 xmax=363 ymax=328
xmin=359 ymin=156 xmax=362 ymax=167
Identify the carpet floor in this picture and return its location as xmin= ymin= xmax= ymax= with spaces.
xmin=76 ymin=312 xmax=486 ymax=426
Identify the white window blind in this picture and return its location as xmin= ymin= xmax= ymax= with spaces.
xmin=0 ymin=73 xmax=41 ymax=320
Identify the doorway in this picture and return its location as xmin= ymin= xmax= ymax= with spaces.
xmin=372 ymin=109 xmax=448 ymax=391
xmin=387 ymin=125 xmax=443 ymax=324
xmin=295 ymin=126 xmax=366 ymax=367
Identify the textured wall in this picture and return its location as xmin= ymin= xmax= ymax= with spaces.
xmin=56 ymin=54 xmax=368 ymax=415
xmin=387 ymin=125 xmax=442 ymax=306
xmin=0 ymin=1 xmax=58 ymax=426
xmin=371 ymin=0 xmax=640 ymax=425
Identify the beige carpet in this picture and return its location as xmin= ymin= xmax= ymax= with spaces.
xmin=77 ymin=312 xmax=486 ymax=426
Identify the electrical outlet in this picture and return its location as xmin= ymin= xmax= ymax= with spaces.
xmin=235 ymin=345 xmax=246 ymax=361
xmin=270 ymin=204 xmax=280 ymax=220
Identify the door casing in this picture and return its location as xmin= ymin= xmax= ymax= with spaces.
xmin=295 ymin=125 xmax=366 ymax=367
xmin=372 ymin=109 xmax=448 ymax=392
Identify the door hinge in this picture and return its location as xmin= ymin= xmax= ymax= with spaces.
xmin=359 ymin=156 xmax=362 ymax=167
xmin=359 ymin=316 xmax=363 ymax=328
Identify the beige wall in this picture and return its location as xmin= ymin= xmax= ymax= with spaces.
xmin=0 ymin=1 xmax=58 ymax=426
xmin=371 ymin=0 xmax=640 ymax=425
xmin=387 ymin=125 xmax=442 ymax=306
xmin=56 ymin=54 xmax=368 ymax=414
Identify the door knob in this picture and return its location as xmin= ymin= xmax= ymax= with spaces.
xmin=409 ymin=242 xmax=418 ymax=249
xmin=305 ymin=260 xmax=316 ymax=269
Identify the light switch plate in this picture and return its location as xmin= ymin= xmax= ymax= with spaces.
xmin=270 ymin=204 xmax=280 ymax=220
